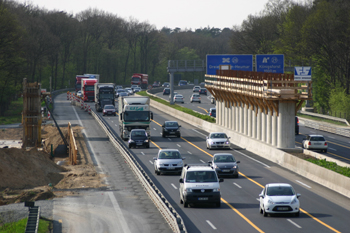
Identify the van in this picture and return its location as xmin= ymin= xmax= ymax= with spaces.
xmin=179 ymin=164 xmax=223 ymax=208
xmin=178 ymin=80 xmax=187 ymax=86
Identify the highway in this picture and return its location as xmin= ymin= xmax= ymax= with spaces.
xmin=155 ymin=88 xmax=350 ymax=165
xmin=83 ymin=90 xmax=350 ymax=233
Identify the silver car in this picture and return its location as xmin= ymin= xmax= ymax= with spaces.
xmin=173 ymin=94 xmax=184 ymax=103
xmin=209 ymin=153 xmax=240 ymax=178
xmin=302 ymin=134 xmax=328 ymax=153
xmin=153 ymin=149 xmax=185 ymax=175
xmin=190 ymin=94 xmax=201 ymax=103
xmin=125 ymin=88 xmax=133 ymax=95
xmin=206 ymin=132 xmax=231 ymax=150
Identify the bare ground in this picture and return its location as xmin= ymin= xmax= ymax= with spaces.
xmin=0 ymin=124 xmax=106 ymax=206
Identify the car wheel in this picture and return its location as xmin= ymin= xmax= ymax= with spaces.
xmin=128 ymin=144 xmax=131 ymax=148
xmin=178 ymin=134 xmax=181 ymax=138
xmin=259 ymin=206 xmax=263 ymax=214
xmin=199 ymin=101 xmax=201 ymax=103
xmin=235 ymin=174 xmax=239 ymax=178
xmin=216 ymin=201 xmax=221 ymax=208
xmin=180 ymin=198 xmax=183 ymax=204
xmin=156 ymin=171 xmax=160 ymax=175
xmin=324 ymin=149 xmax=327 ymax=153
xmin=263 ymin=208 xmax=267 ymax=217
xmin=190 ymin=101 xmax=192 ymax=103
xmin=184 ymin=201 xmax=188 ymax=208
xmin=146 ymin=144 xmax=150 ymax=148
xmin=295 ymin=211 xmax=300 ymax=217
xmin=162 ymin=132 xmax=165 ymax=138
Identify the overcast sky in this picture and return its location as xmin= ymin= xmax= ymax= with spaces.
xmin=19 ymin=0 xmax=273 ymax=30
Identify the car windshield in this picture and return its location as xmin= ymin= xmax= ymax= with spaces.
xmin=310 ymin=137 xmax=325 ymax=141
xmin=165 ymin=122 xmax=178 ymax=127
xmin=192 ymin=94 xmax=199 ymax=97
xmin=267 ymin=186 xmax=294 ymax=196
xmin=104 ymin=105 xmax=114 ymax=109
xmin=214 ymin=155 xmax=235 ymax=162
xmin=210 ymin=133 xmax=227 ymax=139
xmin=185 ymin=171 xmax=217 ymax=183
xmin=175 ymin=95 xmax=182 ymax=98
xmin=158 ymin=151 xmax=181 ymax=159
xmin=117 ymin=90 xmax=125 ymax=93
xmin=131 ymin=131 xmax=146 ymax=137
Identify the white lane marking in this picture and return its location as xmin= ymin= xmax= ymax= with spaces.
xmin=200 ymin=160 xmax=206 ymax=163
xmin=206 ymin=220 xmax=217 ymax=230
xmin=111 ymin=121 xmax=113 ymax=123
xmin=296 ymin=180 xmax=311 ymax=188
xmin=310 ymin=131 xmax=316 ymax=134
xmin=287 ymin=219 xmax=302 ymax=228
xmin=141 ymin=152 xmax=145 ymax=155
xmin=72 ymin=107 xmax=131 ymax=233
xmin=192 ymin=129 xmax=208 ymax=137
xmin=233 ymin=183 xmax=242 ymax=188
xmin=187 ymin=151 xmax=192 ymax=154
xmin=328 ymin=136 xmax=335 ymax=139
xmin=153 ymin=128 xmax=157 ymax=130
xmin=149 ymin=160 xmax=153 ymax=165
xmin=328 ymin=147 xmax=336 ymax=151
xmin=234 ymin=150 xmax=270 ymax=168
xmin=177 ymin=144 xmax=181 ymax=147
xmin=168 ymin=138 xmax=172 ymax=141
xmin=256 ymin=198 xmax=260 ymax=201
xmin=171 ymin=183 xmax=178 ymax=189
xmin=115 ymin=124 xmax=118 ymax=127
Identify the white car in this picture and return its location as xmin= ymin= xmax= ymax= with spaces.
xmin=206 ymin=132 xmax=231 ymax=150
xmin=302 ymin=134 xmax=328 ymax=153
xmin=259 ymin=183 xmax=301 ymax=217
xmin=76 ymin=91 xmax=82 ymax=98
xmin=168 ymin=92 xmax=178 ymax=100
xmin=190 ymin=94 xmax=201 ymax=103
xmin=153 ymin=149 xmax=185 ymax=175
xmin=173 ymin=94 xmax=184 ymax=104
xmin=125 ymin=88 xmax=133 ymax=95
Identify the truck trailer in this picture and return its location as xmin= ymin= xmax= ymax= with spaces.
xmin=95 ymin=83 xmax=115 ymax=112
xmin=82 ymin=79 xmax=98 ymax=102
xmin=75 ymin=75 xmax=89 ymax=93
xmin=131 ymin=73 xmax=148 ymax=89
xmin=118 ymin=96 xmax=153 ymax=140
xmin=84 ymin=74 xmax=100 ymax=83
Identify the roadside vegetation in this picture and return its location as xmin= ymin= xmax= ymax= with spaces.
xmin=0 ymin=217 xmax=51 ymax=233
xmin=0 ymin=98 xmax=23 ymax=125
xmin=138 ymin=91 xmax=216 ymax=123
xmin=297 ymin=113 xmax=348 ymax=126
xmin=306 ymin=158 xmax=350 ymax=178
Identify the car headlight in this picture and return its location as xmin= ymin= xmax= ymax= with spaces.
xmin=291 ymin=198 xmax=298 ymax=204
xmin=176 ymin=128 xmax=180 ymax=131
xmin=185 ymin=188 xmax=192 ymax=193
xmin=213 ymin=188 xmax=220 ymax=192
xmin=267 ymin=198 xmax=274 ymax=204
xmin=210 ymin=141 xmax=214 ymax=144
xmin=232 ymin=165 xmax=237 ymax=169
xmin=129 ymin=140 xmax=134 ymax=143
xmin=144 ymin=139 xmax=149 ymax=143
xmin=215 ymin=165 xmax=219 ymax=169
xmin=225 ymin=141 xmax=230 ymax=144
xmin=177 ymin=161 xmax=183 ymax=166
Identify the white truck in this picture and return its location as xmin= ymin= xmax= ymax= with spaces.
xmin=84 ymin=74 xmax=100 ymax=83
xmin=118 ymin=96 xmax=153 ymax=140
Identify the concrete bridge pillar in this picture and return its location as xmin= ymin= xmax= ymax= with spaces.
xmin=272 ymin=111 xmax=277 ymax=146
xmin=247 ymin=107 xmax=252 ymax=137
xmin=256 ymin=108 xmax=262 ymax=140
xmin=240 ymin=104 xmax=244 ymax=134
xmin=236 ymin=105 xmax=240 ymax=133
xmin=261 ymin=111 xmax=266 ymax=142
xmin=252 ymin=106 xmax=257 ymax=138
xmin=277 ymin=102 xmax=295 ymax=148
xmin=266 ymin=109 xmax=272 ymax=144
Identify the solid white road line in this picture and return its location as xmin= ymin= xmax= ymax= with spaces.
xmin=171 ymin=183 xmax=178 ymax=189
xmin=168 ymin=138 xmax=171 ymax=141
xmin=296 ymin=180 xmax=311 ymax=188
xmin=153 ymin=128 xmax=157 ymax=130
xmin=149 ymin=160 xmax=153 ymax=165
xmin=287 ymin=219 xmax=302 ymax=228
xmin=200 ymin=160 xmax=206 ymax=163
xmin=328 ymin=147 xmax=336 ymax=151
xmin=233 ymin=183 xmax=242 ymax=188
xmin=141 ymin=152 xmax=145 ymax=155
xmin=206 ymin=220 xmax=217 ymax=230
xmin=177 ymin=144 xmax=181 ymax=147
xmin=187 ymin=151 xmax=192 ymax=154
xmin=234 ymin=150 xmax=270 ymax=168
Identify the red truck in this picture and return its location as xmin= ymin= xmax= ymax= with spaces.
xmin=82 ymin=79 xmax=98 ymax=102
xmin=75 ymin=75 xmax=89 ymax=93
xmin=131 ymin=73 xmax=148 ymax=89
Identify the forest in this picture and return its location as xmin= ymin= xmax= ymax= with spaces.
xmin=1 ymin=0 xmax=350 ymax=120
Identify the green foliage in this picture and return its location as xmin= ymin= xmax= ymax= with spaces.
xmin=137 ymin=91 xmax=216 ymax=123
xmin=0 ymin=217 xmax=51 ymax=233
xmin=305 ymin=158 xmax=350 ymax=178
xmin=329 ymin=88 xmax=350 ymax=115
xmin=0 ymin=98 xmax=23 ymax=125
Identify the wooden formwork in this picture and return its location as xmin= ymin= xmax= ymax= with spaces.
xmin=22 ymin=78 xmax=42 ymax=148
xmin=67 ymin=122 xmax=78 ymax=165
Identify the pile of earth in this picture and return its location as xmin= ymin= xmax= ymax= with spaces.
xmin=0 ymin=124 xmax=106 ymax=205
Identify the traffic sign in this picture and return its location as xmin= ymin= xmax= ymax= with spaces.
xmin=294 ymin=66 xmax=311 ymax=80
xmin=256 ymin=54 xmax=284 ymax=73
xmin=206 ymin=54 xmax=253 ymax=75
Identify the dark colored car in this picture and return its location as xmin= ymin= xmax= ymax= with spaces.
xmin=295 ymin=116 xmax=299 ymax=135
xmin=208 ymin=108 xmax=216 ymax=118
xmin=162 ymin=121 xmax=181 ymax=137
xmin=102 ymin=105 xmax=116 ymax=116
xmin=116 ymin=89 xmax=127 ymax=98
xmin=209 ymin=153 xmax=240 ymax=178
xmin=163 ymin=88 xmax=170 ymax=95
xmin=128 ymin=129 xmax=150 ymax=148
xmin=199 ymin=88 xmax=207 ymax=95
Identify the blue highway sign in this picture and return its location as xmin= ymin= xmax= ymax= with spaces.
xmin=256 ymin=54 xmax=284 ymax=73
xmin=206 ymin=54 xmax=253 ymax=75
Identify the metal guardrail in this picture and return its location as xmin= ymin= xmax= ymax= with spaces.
xmin=90 ymin=110 xmax=187 ymax=233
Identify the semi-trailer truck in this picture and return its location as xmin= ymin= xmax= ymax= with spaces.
xmin=82 ymin=79 xmax=98 ymax=102
xmin=95 ymin=83 xmax=115 ymax=112
xmin=131 ymin=73 xmax=148 ymax=89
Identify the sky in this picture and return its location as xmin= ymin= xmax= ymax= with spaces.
xmin=19 ymin=0 xmax=271 ymax=30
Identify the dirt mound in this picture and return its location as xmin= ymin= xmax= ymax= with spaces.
xmin=0 ymin=124 xmax=106 ymax=206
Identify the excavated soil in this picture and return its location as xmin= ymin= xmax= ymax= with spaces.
xmin=0 ymin=124 xmax=106 ymax=205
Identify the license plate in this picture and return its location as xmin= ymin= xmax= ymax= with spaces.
xmin=170 ymin=132 xmax=175 ymax=134
xmin=167 ymin=167 xmax=175 ymax=170
xmin=136 ymin=143 xmax=142 ymax=145
xmin=277 ymin=207 xmax=288 ymax=210
xmin=222 ymin=170 xmax=230 ymax=172
xmin=198 ymin=197 xmax=208 ymax=201
xmin=314 ymin=143 xmax=322 ymax=145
